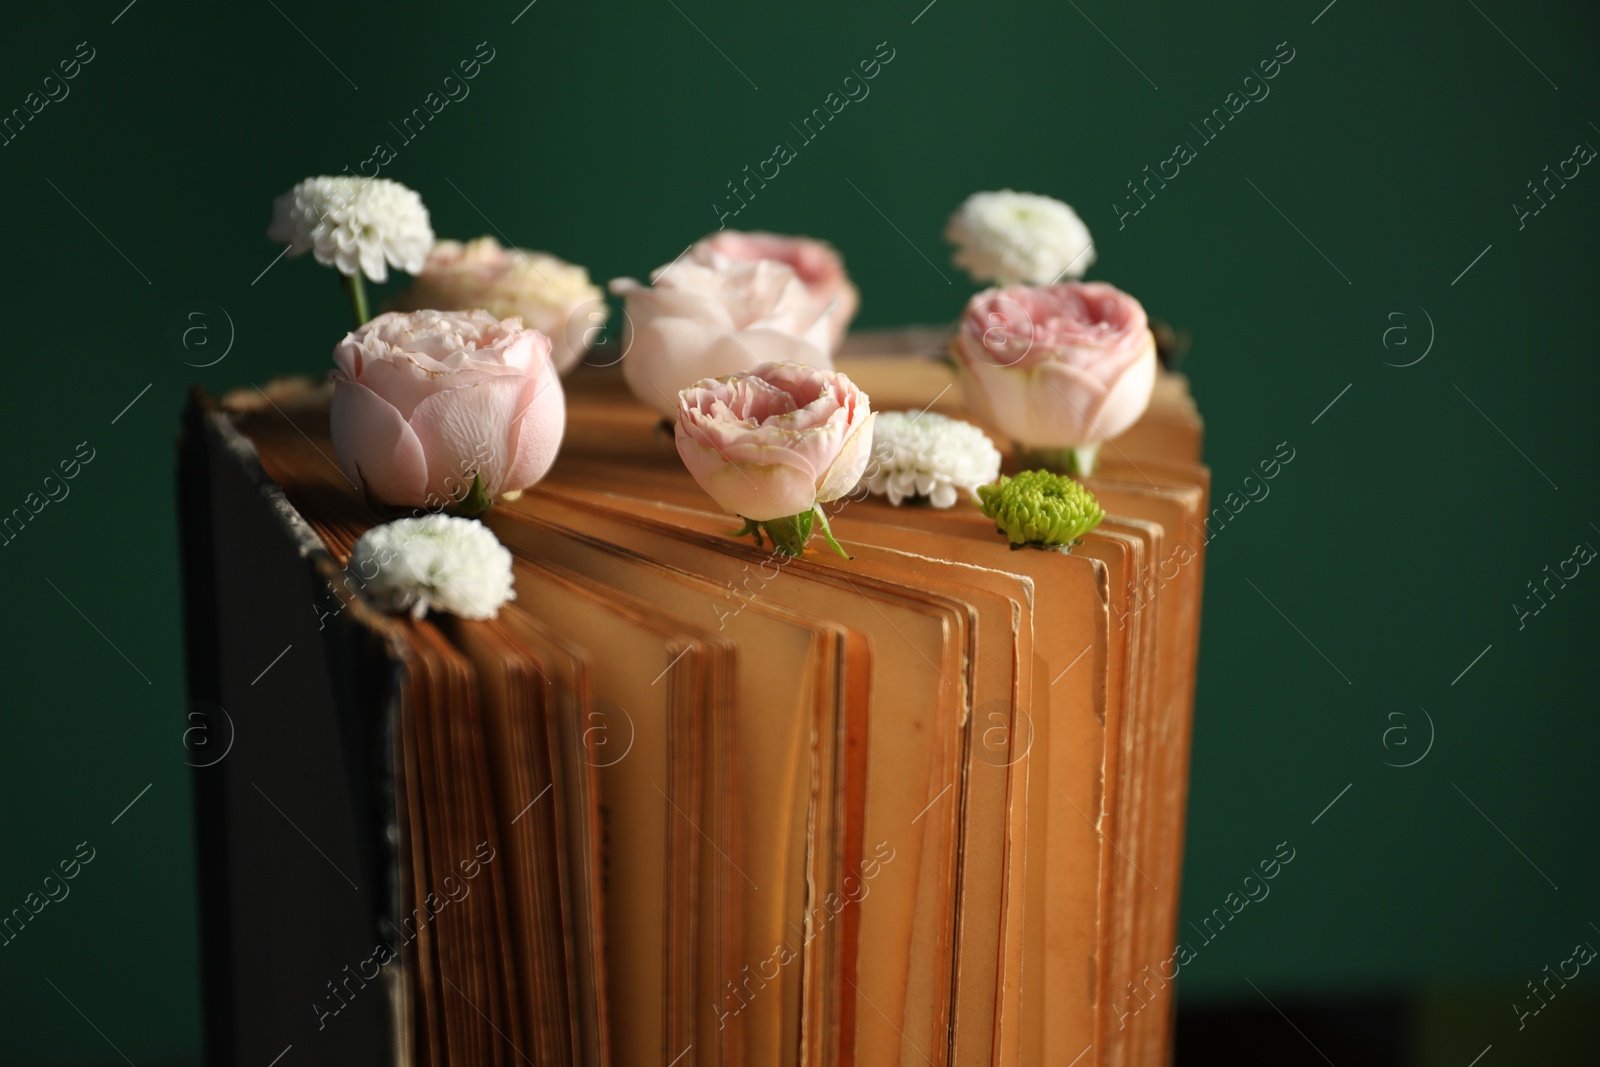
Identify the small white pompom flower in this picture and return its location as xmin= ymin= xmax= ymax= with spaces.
xmin=348 ymin=515 xmax=514 ymax=620
xmin=945 ymin=190 xmax=1096 ymax=285
xmin=860 ymin=411 xmax=1002 ymax=508
xmin=268 ymin=176 xmax=434 ymax=283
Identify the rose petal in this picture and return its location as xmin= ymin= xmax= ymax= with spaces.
xmin=718 ymin=328 xmax=832 ymax=373
xmin=1024 ymin=361 xmax=1107 ymax=446
xmin=355 ymin=352 xmax=499 ymax=420
xmin=624 ymin=318 xmax=767 ymax=418
xmin=409 ymin=374 xmax=538 ymax=500
xmin=677 ymin=436 xmax=820 ymax=521
xmin=815 ymin=410 xmax=876 ymax=503
xmin=330 ymin=380 xmax=429 ymax=506
xmin=619 ymin=281 xmax=739 ymax=333
xmin=1084 ymin=336 xmax=1157 ymax=441
xmin=500 ymin=363 xmax=567 ymax=493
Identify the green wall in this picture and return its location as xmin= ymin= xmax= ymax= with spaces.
xmin=1 ymin=0 xmax=1596 ymax=1061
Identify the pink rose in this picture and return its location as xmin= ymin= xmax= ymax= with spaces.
xmin=330 ymin=309 xmax=565 ymax=509
xmin=612 ymin=257 xmax=834 ymax=420
xmin=692 ymin=230 xmax=859 ymax=349
xmin=676 ymin=362 xmax=874 ymax=523
xmin=395 ymin=237 xmax=605 ymax=376
xmin=952 ymin=281 xmax=1157 ymax=449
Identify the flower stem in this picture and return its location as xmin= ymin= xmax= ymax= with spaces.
xmin=343 ymin=271 xmax=371 ymax=326
xmin=1016 ymin=442 xmax=1101 ymax=477
xmin=1071 ymin=443 xmax=1101 ymax=477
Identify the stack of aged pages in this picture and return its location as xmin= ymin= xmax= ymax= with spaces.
xmin=179 ymin=334 xmax=1208 ymax=1067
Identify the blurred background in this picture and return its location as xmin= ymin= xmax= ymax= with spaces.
xmin=2 ymin=0 xmax=1597 ymax=1062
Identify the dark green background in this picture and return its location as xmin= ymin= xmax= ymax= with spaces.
xmin=2 ymin=0 xmax=1596 ymax=1062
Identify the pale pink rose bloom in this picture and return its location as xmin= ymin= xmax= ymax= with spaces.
xmin=396 ymin=237 xmax=605 ymax=376
xmin=330 ymin=309 xmax=565 ymax=508
xmin=952 ymin=281 xmax=1157 ymax=448
xmin=692 ymin=230 xmax=859 ymax=349
xmin=612 ymin=257 xmax=834 ymax=420
xmin=676 ymin=362 xmax=875 ymax=521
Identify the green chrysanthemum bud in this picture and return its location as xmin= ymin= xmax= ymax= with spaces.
xmin=976 ymin=470 xmax=1105 ymax=550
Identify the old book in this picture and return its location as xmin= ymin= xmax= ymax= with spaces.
xmin=180 ymin=340 xmax=1208 ymax=1067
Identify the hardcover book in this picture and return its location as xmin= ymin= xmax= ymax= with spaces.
xmin=180 ymin=338 xmax=1207 ymax=1067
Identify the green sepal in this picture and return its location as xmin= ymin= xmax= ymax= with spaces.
xmin=447 ymin=473 xmax=493 ymax=518
xmin=354 ymin=463 xmax=389 ymax=514
xmin=729 ymin=518 xmax=765 ymax=549
xmin=811 ymin=506 xmax=851 ymax=559
xmin=730 ymin=507 xmax=852 ymax=558
xmin=759 ymin=510 xmax=815 ymax=557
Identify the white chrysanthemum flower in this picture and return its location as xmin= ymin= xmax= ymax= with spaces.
xmin=348 ymin=515 xmax=514 ymax=620
xmin=268 ymin=176 xmax=434 ymax=283
xmin=860 ymin=411 xmax=1002 ymax=508
xmin=945 ymin=190 xmax=1096 ymax=285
